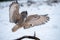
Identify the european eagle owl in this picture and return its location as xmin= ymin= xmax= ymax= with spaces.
xmin=9 ymin=1 xmax=49 ymax=32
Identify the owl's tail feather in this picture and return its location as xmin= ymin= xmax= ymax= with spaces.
xmin=12 ymin=24 xmax=22 ymax=32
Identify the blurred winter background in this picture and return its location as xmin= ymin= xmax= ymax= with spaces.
xmin=0 ymin=0 xmax=60 ymax=40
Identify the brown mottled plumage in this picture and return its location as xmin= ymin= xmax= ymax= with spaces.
xmin=23 ymin=14 xmax=49 ymax=29
xmin=9 ymin=1 xmax=49 ymax=32
xmin=9 ymin=1 xmax=20 ymax=23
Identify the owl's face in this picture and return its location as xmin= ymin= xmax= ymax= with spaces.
xmin=21 ymin=11 xmax=28 ymax=18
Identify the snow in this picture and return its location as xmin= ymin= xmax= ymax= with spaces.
xmin=0 ymin=0 xmax=60 ymax=40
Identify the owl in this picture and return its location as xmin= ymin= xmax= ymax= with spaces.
xmin=9 ymin=1 xmax=49 ymax=32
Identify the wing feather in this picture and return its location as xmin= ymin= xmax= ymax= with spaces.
xmin=23 ymin=14 xmax=49 ymax=29
xmin=9 ymin=2 xmax=20 ymax=23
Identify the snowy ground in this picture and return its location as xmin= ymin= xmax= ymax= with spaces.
xmin=0 ymin=0 xmax=60 ymax=40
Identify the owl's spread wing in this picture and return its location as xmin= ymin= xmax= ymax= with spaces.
xmin=23 ymin=14 xmax=49 ymax=29
xmin=9 ymin=1 xmax=20 ymax=23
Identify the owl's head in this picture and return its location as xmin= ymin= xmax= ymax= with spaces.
xmin=21 ymin=11 xmax=28 ymax=18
